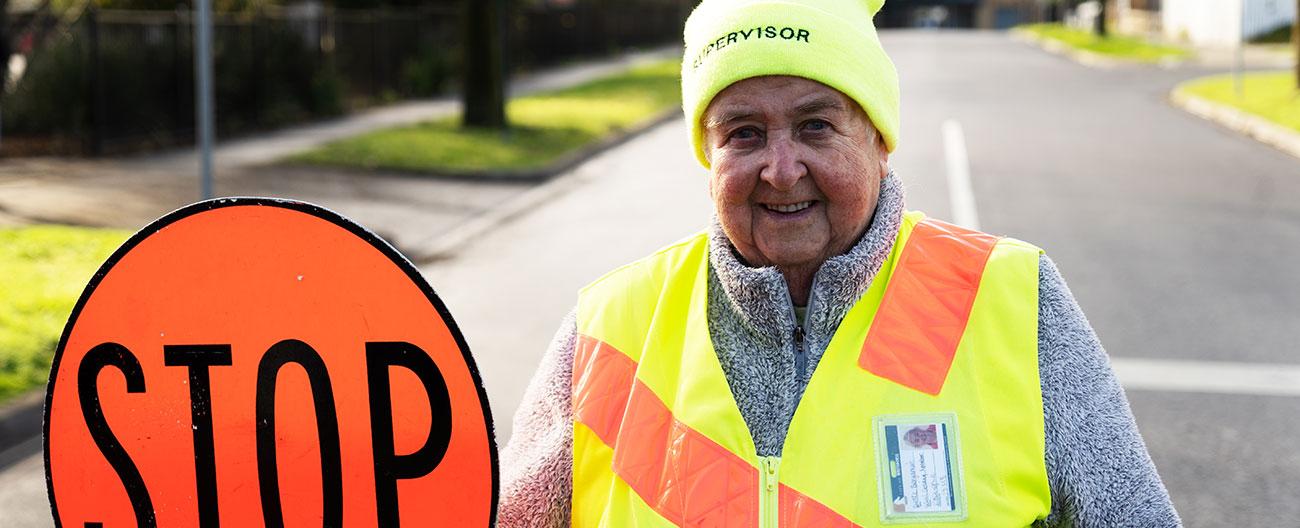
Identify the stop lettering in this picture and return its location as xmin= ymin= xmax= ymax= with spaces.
xmin=44 ymin=199 xmax=498 ymax=527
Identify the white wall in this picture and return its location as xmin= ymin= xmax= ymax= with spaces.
xmin=1163 ymin=0 xmax=1296 ymax=47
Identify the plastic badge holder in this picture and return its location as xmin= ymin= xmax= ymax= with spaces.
xmin=872 ymin=412 xmax=968 ymax=524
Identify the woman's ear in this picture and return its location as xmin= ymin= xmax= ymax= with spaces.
xmin=874 ymin=130 xmax=889 ymax=174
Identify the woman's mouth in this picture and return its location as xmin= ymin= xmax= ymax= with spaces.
xmin=763 ymin=201 xmax=815 ymax=213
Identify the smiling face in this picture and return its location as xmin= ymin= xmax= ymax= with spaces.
xmin=703 ymin=76 xmax=888 ymax=284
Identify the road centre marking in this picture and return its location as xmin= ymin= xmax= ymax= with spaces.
xmin=1111 ymin=358 xmax=1300 ymax=397
xmin=941 ymin=119 xmax=980 ymax=231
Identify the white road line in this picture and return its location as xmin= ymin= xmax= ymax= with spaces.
xmin=941 ymin=119 xmax=980 ymax=231
xmin=1111 ymin=358 xmax=1300 ymax=397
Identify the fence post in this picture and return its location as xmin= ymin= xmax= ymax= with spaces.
xmin=321 ymin=5 xmax=334 ymax=92
xmin=173 ymin=8 xmax=182 ymax=138
xmin=85 ymin=6 xmax=105 ymax=155
xmin=0 ymin=0 xmax=9 ymax=151
xmin=380 ymin=8 xmax=390 ymax=98
xmin=499 ymin=2 xmax=509 ymax=95
xmin=194 ymin=0 xmax=215 ymax=200
xmin=253 ymin=8 xmax=265 ymax=126
xmin=371 ymin=10 xmax=380 ymax=98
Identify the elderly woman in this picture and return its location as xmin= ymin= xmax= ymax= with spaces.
xmin=498 ymin=0 xmax=1181 ymax=526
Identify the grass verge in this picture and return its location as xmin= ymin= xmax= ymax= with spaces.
xmin=0 ymin=225 xmax=129 ymax=405
xmin=1177 ymin=71 xmax=1300 ymax=132
xmin=290 ymin=59 xmax=682 ymax=174
xmin=1018 ymin=23 xmax=1191 ymax=63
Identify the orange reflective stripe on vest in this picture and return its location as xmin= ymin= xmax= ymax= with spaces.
xmin=858 ymin=218 xmax=1000 ymax=395
xmin=574 ymin=335 xmax=857 ymax=526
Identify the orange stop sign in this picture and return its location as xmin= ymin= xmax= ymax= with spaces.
xmin=44 ymin=199 xmax=497 ymax=527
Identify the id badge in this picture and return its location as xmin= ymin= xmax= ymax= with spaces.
xmin=872 ymin=413 xmax=968 ymax=524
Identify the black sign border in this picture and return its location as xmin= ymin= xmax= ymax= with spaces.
xmin=42 ymin=197 xmax=500 ymax=527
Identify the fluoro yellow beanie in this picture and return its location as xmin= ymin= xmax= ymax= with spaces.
xmin=681 ymin=0 xmax=900 ymax=168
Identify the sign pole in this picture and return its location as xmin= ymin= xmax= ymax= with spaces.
xmin=195 ymin=0 xmax=215 ymax=200
xmin=1234 ymin=0 xmax=1245 ymax=98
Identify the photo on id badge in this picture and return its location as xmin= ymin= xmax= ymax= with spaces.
xmin=873 ymin=413 xmax=967 ymax=523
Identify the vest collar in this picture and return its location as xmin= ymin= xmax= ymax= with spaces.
xmin=707 ymin=170 xmax=906 ymax=345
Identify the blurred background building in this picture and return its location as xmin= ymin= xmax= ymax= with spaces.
xmin=1161 ymin=0 xmax=1296 ymax=47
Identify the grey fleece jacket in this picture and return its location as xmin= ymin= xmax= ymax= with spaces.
xmin=497 ymin=173 xmax=1181 ymax=527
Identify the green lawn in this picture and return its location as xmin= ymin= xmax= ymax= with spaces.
xmin=1178 ymin=71 xmax=1300 ymax=132
xmin=290 ymin=59 xmax=682 ymax=174
xmin=1018 ymin=23 xmax=1191 ymax=63
xmin=0 ymin=225 xmax=129 ymax=405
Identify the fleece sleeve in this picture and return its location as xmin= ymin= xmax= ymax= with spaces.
xmin=1037 ymin=255 xmax=1182 ymax=527
xmin=496 ymin=308 xmax=577 ymax=528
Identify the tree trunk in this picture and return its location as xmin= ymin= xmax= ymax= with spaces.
xmin=1094 ymin=0 xmax=1107 ymax=37
xmin=1294 ymin=0 xmax=1299 ymax=89
xmin=462 ymin=0 xmax=507 ymax=129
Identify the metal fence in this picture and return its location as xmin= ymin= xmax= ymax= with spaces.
xmin=511 ymin=3 xmax=690 ymax=69
xmin=1 ymin=2 xmax=688 ymax=156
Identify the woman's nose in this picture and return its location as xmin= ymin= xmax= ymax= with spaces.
xmin=758 ymin=133 xmax=807 ymax=191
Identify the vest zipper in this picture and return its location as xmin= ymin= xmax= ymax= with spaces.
xmin=792 ymin=326 xmax=806 ymax=380
xmin=759 ymin=456 xmax=781 ymax=528
xmin=793 ymin=272 xmax=820 ymax=380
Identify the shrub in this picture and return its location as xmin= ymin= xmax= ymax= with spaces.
xmin=399 ymin=42 xmax=452 ymax=97
xmin=1248 ymin=23 xmax=1293 ymax=45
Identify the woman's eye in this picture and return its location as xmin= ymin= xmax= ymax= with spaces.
xmin=731 ymin=127 xmax=760 ymax=140
xmin=804 ymin=119 xmax=829 ymax=132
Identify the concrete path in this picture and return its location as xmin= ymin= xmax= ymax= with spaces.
xmin=136 ymin=46 xmax=678 ymax=173
xmin=0 ymin=46 xmax=679 ymax=257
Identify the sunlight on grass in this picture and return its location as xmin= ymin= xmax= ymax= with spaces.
xmin=290 ymin=59 xmax=682 ymax=174
xmin=1019 ymin=23 xmax=1191 ymax=63
xmin=0 ymin=226 xmax=129 ymax=405
xmin=1179 ymin=71 xmax=1300 ymax=132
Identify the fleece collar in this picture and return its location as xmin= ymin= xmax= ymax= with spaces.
xmin=706 ymin=171 xmax=905 ymax=346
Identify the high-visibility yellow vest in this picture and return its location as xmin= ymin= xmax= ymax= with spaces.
xmin=572 ymin=211 xmax=1051 ymax=527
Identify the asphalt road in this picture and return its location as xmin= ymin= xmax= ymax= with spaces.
xmin=3 ymin=30 xmax=1299 ymax=527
